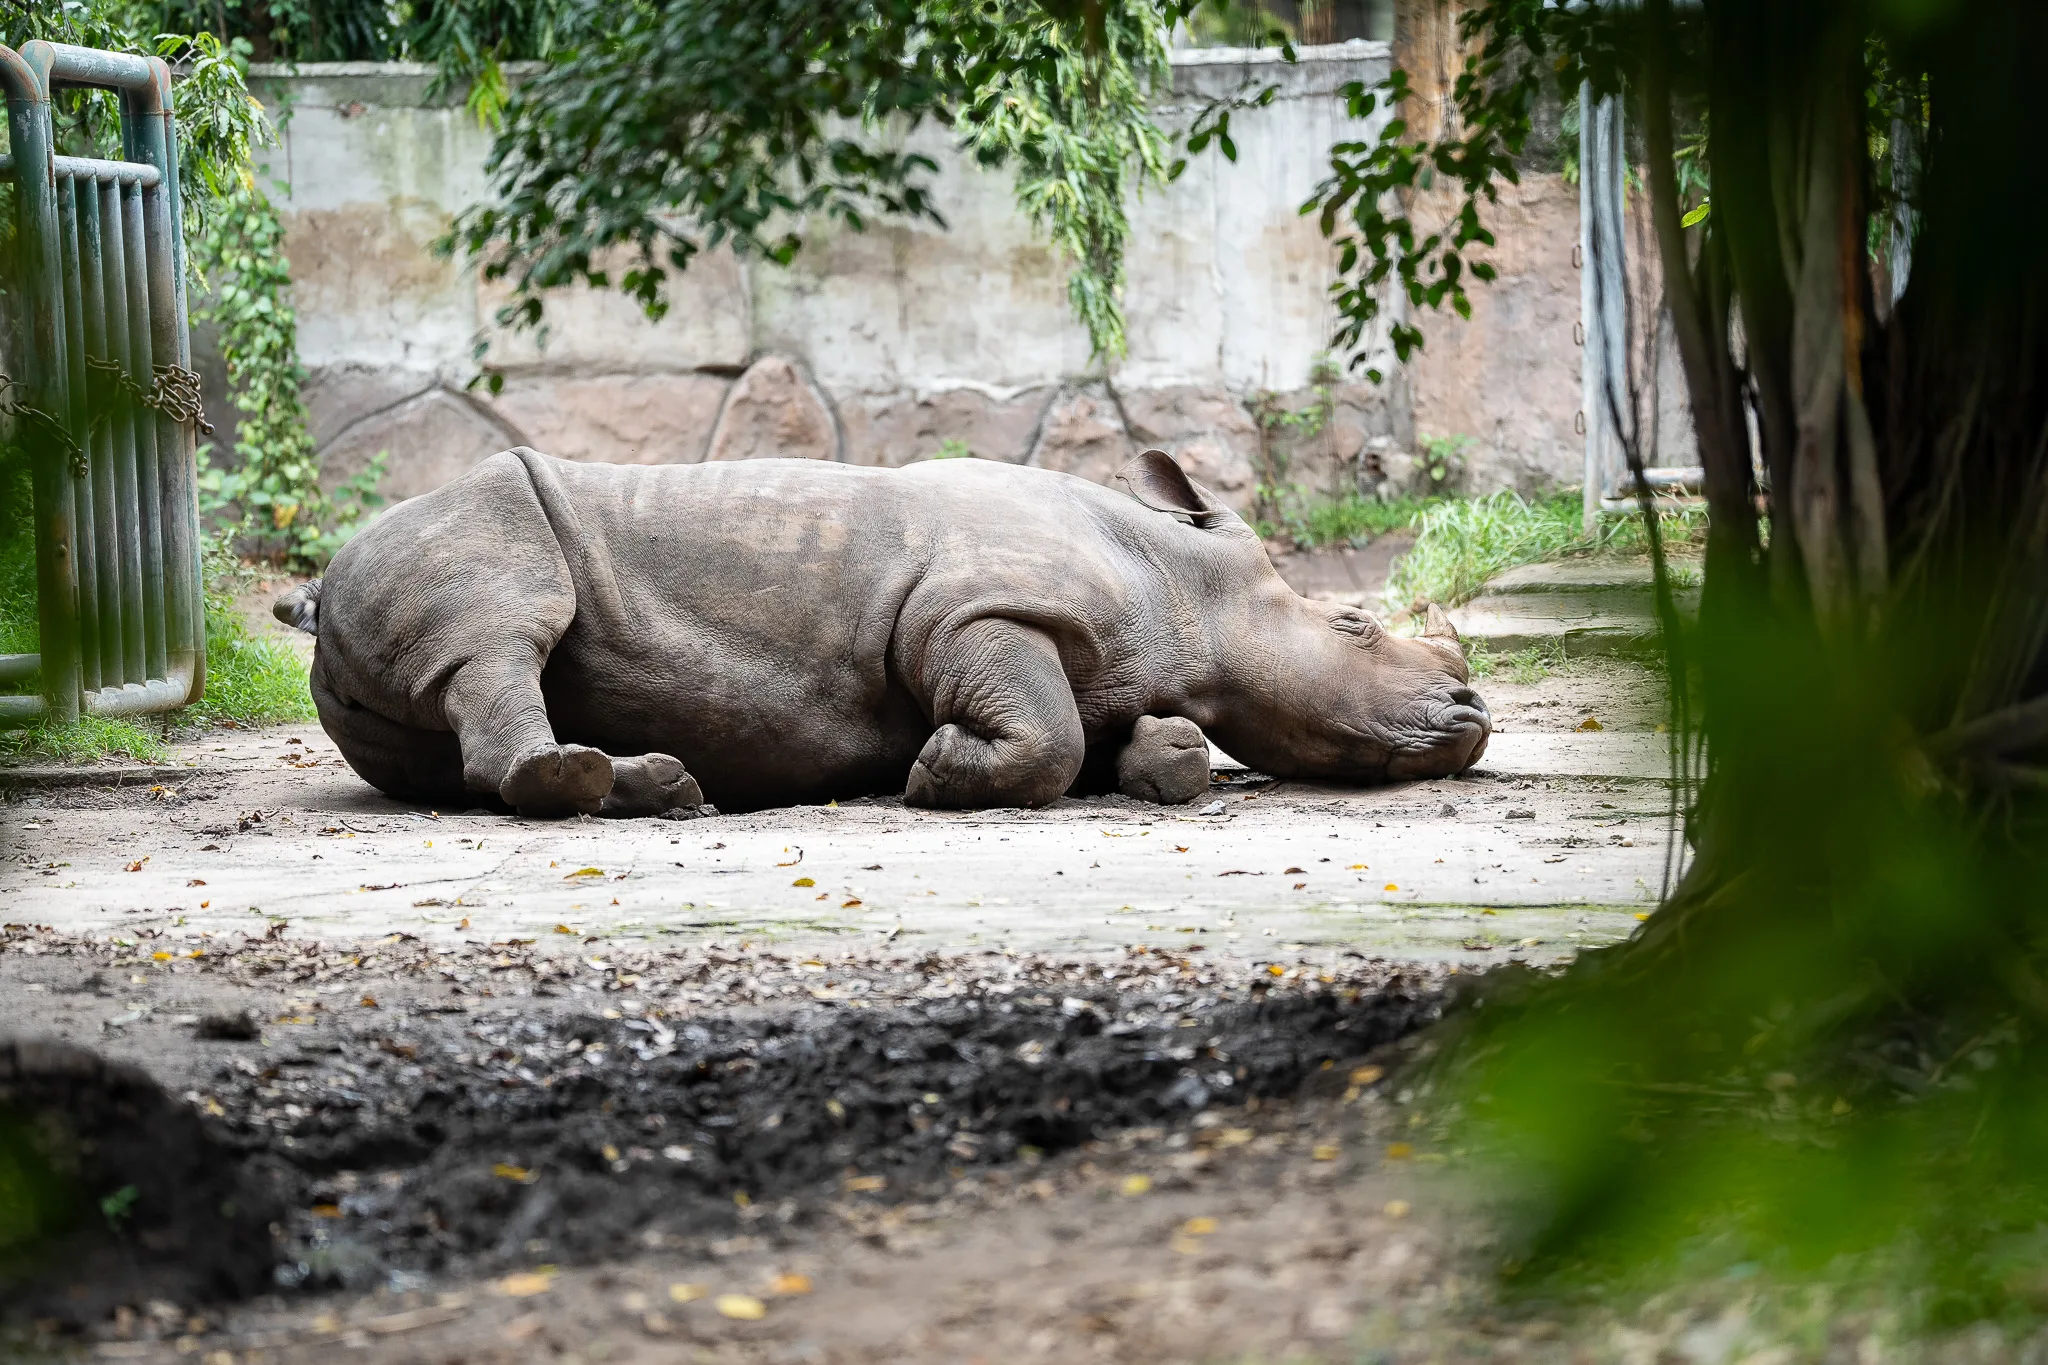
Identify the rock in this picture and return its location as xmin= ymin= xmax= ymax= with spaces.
xmin=1025 ymin=385 xmax=1133 ymax=487
xmin=318 ymin=386 xmax=524 ymax=501
xmin=301 ymin=366 xmax=440 ymax=450
xmin=837 ymin=386 xmax=1055 ymax=467
xmin=1118 ymin=386 xmax=1260 ymax=510
xmin=706 ymin=356 xmax=839 ymax=462
xmin=487 ymin=374 xmax=732 ymax=464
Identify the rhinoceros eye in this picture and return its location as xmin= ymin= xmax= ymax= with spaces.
xmin=1329 ymin=611 xmax=1383 ymax=645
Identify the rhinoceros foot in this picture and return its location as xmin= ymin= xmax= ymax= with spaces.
xmin=500 ymin=743 xmax=614 ymax=817
xmin=1116 ymin=715 xmax=1212 ymax=805
xmin=601 ymin=753 xmax=706 ymax=819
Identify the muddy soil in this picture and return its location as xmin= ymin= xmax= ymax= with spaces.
xmin=0 ymin=925 xmax=1467 ymax=1360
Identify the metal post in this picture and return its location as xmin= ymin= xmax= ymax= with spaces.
xmin=1 ymin=45 xmax=80 ymax=723
xmin=1579 ymin=82 xmax=1628 ymax=534
xmin=57 ymin=175 xmax=102 ymax=694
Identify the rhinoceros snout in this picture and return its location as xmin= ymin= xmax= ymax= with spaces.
xmin=1384 ymin=687 xmax=1492 ymax=779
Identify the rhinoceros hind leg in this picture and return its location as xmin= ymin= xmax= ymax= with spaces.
xmin=601 ymin=754 xmax=705 ymax=818
xmin=1115 ymin=715 xmax=1212 ymax=804
xmin=500 ymin=743 xmax=614 ymax=818
xmin=904 ymin=620 xmax=1085 ymax=810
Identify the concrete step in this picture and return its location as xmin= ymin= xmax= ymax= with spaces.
xmin=1451 ymin=557 xmax=1698 ymax=658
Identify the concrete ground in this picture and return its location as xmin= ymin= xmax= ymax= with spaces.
xmin=2 ymin=659 xmax=1680 ymax=968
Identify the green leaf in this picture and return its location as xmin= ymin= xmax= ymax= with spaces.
xmin=1681 ymin=200 xmax=1711 ymax=228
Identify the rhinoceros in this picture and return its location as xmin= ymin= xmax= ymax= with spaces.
xmin=274 ymin=447 xmax=1489 ymax=817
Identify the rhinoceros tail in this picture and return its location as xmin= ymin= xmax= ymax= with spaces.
xmin=273 ymin=579 xmax=323 ymax=635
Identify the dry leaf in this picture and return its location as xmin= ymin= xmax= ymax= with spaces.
xmin=1312 ymin=1143 xmax=1340 ymax=1161
xmin=1349 ymin=1065 xmax=1384 ymax=1086
xmin=495 ymin=1272 xmax=553 ymax=1298
xmin=564 ymin=867 xmax=604 ymax=879
xmin=769 ymin=1273 xmax=812 ymax=1296
xmin=715 ymin=1294 xmax=767 ymax=1321
xmin=492 ymin=1163 xmax=535 ymax=1183
xmin=311 ymin=1203 xmax=342 ymax=1219
xmin=1385 ymin=1142 xmax=1415 ymax=1160
xmin=792 ymin=877 xmax=816 ymax=887
xmin=1181 ymin=1216 xmax=1218 ymax=1235
xmin=1119 ymin=1174 xmax=1153 ymax=1197
xmin=1383 ymin=883 xmax=1400 ymax=892
xmin=1383 ymin=1199 xmax=1411 ymax=1218
xmin=843 ymin=1174 xmax=886 ymax=1193
xmin=1576 ymin=716 xmax=1605 ymax=731
xmin=553 ymin=924 xmax=578 ymax=935
xmin=668 ymin=1283 xmax=707 ymax=1304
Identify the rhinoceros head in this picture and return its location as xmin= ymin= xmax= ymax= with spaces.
xmin=1117 ymin=449 xmax=1491 ymax=784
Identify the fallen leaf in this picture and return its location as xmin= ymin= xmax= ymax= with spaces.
xmin=311 ymin=1203 xmax=342 ymax=1219
xmin=492 ymin=1163 xmax=535 ymax=1183
xmin=1214 ymin=1127 xmax=1255 ymax=1148
xmin=668 ymin=1283 xmax=707 ymax=1304
xmin=1181 ymin=1216 xmax=1218 ymax=1235
xmin=1312 ymin=1143 xmax=1340 ymax=1161
xmin=151 ymin=951 xmax=172 ymax=962
xmin=124 ymin=858 xmax=148 ymax=872
xmin=792 ymin=877 xmax=816 ymax=888
xmin=769 ymin=1273 xmax=812 ymax=1296
xmin=186 ymin=879 xmax=206 ymax=887
xmin=715 ymin=1294 xmax=767 ymax=1321
xmin=359 ymin=995 xmax=378 ymax=1008
xmin=1292 ymin=882 xmax=1307 ymax=890
xmin=1266 ymin=964 xmax=1285 ymax=977
xmin=1172 ymin=1236 xmax=1205 ymax=1255
xmin=1347 ymin=863 xmax=1367 ymax=869
xmin=553 ymin=924 xmax=578 ymax=935
xmin=776 ymin=847 xmax=804 ymax=867
xmin=1576 ymin=716 xmax=1605 ymax=731
xmin=1384 ymin=1199 xmax=1411 ymax=1218
xmin=495 ymin=1272 xmax=553 ymax=1298
xmin=1385 ymin=1142 xmax=1415 ymax=1160
xmin=601 ymin=1144 xmax=621 ymax=1163
xmin=1120 ymin=1174 xmax=1153 ymax=1197
xmin=1384 ymin=883 xmax=1400 ymax=892
xmin=842 ymin=897 xmax=862 ymax=908
xmin=1349 ymin=1065 xmax=1384 ymax=1086
xmin=1634 ymin=912 xmax=1651 ymax=921
xmin=843 ymin=1174 xmax=886 ymax=1193
xmin=1174 ymin=845 xmax=1189 ymax=852
xmin=1283 ymin=866 xmax=1305 ymax=874
xmin=564 ymin=867 xmax=604 ymax=879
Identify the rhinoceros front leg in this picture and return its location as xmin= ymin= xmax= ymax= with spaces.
xmin=905 ymin=619 xmax=1086 ymax=810
xmin=1115 ymin=715 xmax=1212 ymax=804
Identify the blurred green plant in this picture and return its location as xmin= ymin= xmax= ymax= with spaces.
xmin=1416 ymin=433 xmax=1470 ymax=492
xmin=1384 ymin=491 xmax=1582 ymax=610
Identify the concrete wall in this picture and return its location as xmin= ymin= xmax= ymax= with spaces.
xmin=233 ymin=44 xmax=1612 ymax=512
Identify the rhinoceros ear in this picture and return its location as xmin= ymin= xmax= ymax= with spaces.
xmin=1116 ymin=449 xmax=1214 ymax=522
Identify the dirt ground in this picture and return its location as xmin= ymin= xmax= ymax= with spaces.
xmin=0 ymin=652 xmax=1693 ymax=1364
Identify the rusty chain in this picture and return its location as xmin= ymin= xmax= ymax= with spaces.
xmin=84 ymin=354 xmax=217 ymax=436
xmin=0 ymin=371 xmax=88 ymax=478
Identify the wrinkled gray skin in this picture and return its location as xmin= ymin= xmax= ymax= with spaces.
xmin=277 ymin=447 xmax=1489 ymax=817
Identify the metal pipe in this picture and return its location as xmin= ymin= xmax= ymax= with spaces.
xmin=121 ymin=179 xmax=168 ymax=683
xmin=0 ymin=152 xmax=160 ymax=185
xmin=77 ymin=179 xmax=125 ymax=691
xmin=57 ymin=174 xmax=101 ymax=693
xmin=2 ymin=43 xmax=81 ymax=724
xmin=0 ymin=654 xmax=39 ymax=684
xmin=22 ymin=42 xmax=162 ymax=102
xmin=0 ymin=695 xmax=46 ymax=725
xmin=98 ymin=176 xmax=147 ymax=687
xmin=125 ymin=67 xmax=203 ymax=704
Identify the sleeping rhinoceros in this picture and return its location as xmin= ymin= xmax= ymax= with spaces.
xmin=274 ymin=447 xmax=1489 ymax=817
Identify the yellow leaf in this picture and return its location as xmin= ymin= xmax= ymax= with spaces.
xmin=1385 ymin=1142 xmax=1415 ymax=1160
xmin=359 ymin=995 xmax=378 ymax=1008
xmin=1120 ymin=1174 xmax=1152 ymax=1197
xmin=843 ymin=1174 xmax=886 ymax=1193
xmin=1171 ymin=1236 xmax=1205 ymax=1255
xmin=1347 ymin=863 xmax=1367 ymax=870
xmin=152 ymin=951 xmax=172 ymax=962
xmin=311 ymin=1203 xmax=342 ymax=1219
xmin=1312 ymin=1143 xmax=1340 ymax=1161
xmin=1576 ymin=716 xmax=1605 ymax=731
xmin=1384 ymin=883 xmax=1400 ymax=892
xmin=1633 ymin=912 xmax=1651 ymax=921
xmin=496 ymin=1272 xmax=553 ymax=1298
xmin=1383 ymin=1199 xmax=1411 ymax=1219
xmin=554 ymin=924 xmax=579 ymax=934
xmin=715 ymin=1294 xmax=767 ymax=1321
xmin=668 ymin=1283 xmax=706 ymax=1304
xmin=1181 ymin=1216 xmax=1217 ymax=1235
xmin=601 ymin=1144 xmax=621 ymax=1163
xmin=564 ymin=867 xmax=604 ymax=879
xmin=1349 ymin=1065 xmax=1384 ymax=1086
xmin=492 ymin=1163 xmax=535 ymax=1183
xmin=769 ymin=1273 xmax=812 ymax=1296
xmin=792 ymin=877 xmax=816 ymax=887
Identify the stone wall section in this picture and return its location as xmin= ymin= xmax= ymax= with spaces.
xmin=215 ymin=47 xmax=1635 ymax=520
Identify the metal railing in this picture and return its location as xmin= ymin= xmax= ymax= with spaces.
xmin=1 ymin=40 xmax=206 ymax=727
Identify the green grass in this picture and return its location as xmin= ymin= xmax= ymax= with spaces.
xmin=1386 ymin=490 xmax=1709 ymax=612
xmin=1257 ymin=487 xmax=1443 ymax=549
xmin=1467 ymin=641 xmax=1566 ymax=685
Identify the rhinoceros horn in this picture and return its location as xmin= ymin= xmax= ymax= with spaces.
xmin=1424 ymin=603 xmax=1459 ymax=641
